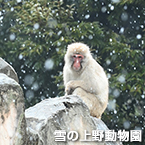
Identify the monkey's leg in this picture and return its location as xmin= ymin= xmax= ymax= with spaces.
xmin=72 ymin=88 xmax=104 ymax=118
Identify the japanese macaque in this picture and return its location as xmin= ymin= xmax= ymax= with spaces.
xmin=63 ymin=42 xmax=108 ymax=118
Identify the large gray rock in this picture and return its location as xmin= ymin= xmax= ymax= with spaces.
xmin=25 ymin=95 xmax=122 ymax=145
xmin=0 ymin=73 xmax=26 ymax=145
xmin=0 ymin=57 xmax=19 ymax=83
xmin=0 ymin=58 xmax=122 ymax=145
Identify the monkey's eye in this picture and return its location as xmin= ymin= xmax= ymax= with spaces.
xmin=72 ymin=55 xmax=77 ymax=58
xmin=78 ymin=56 xmax=82 ymax=59
xmin=72 ymin=54 xmax=84 ymax=61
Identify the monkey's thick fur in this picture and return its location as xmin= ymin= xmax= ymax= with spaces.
xmin=63 ymin=42 xmax=108 ymax=118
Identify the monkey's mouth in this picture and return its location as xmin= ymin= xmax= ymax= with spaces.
xmin=72 ymin=65 xmax=82 ymax=72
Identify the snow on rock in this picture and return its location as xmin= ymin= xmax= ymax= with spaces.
xmin=0 ymin=57 xmax=19 ymax=83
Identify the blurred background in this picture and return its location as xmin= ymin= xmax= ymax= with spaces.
xmin=0 ymin=0 xmax=144 ymax=144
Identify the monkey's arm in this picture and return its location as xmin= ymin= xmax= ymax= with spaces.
xmin=65 ymin=80 xmax=95 ymax=95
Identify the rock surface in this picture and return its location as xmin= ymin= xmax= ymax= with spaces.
xmin=0 ymin=57 xmax=122 ymax=145
xmin=0 ymin=73 xmax=26 ymax=145
xmin=25 ymin=95 xmax=122 ymax=145
xmin=0 ymin=57 xmax=19 ymax=83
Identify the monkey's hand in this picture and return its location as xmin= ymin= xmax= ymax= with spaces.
xmin=65 ymin=81 xmax=78 ymax=95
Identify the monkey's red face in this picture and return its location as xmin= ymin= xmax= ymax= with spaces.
xmin=72 ymin=54 xmax=84 ymax=71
